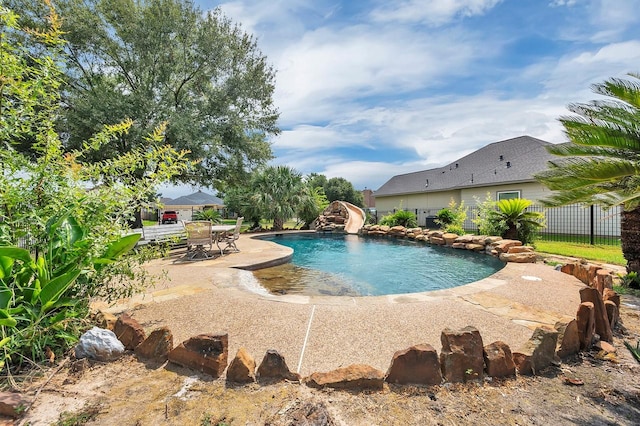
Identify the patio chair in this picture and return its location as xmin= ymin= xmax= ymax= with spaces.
xmin=184 ymin=221 xmax=214 ymax=260
xmin=220 ymin=217 xmax=243 ymax=253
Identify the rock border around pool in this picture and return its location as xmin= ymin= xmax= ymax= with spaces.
xmin=357 ymin=225 xmax=537 ymax=263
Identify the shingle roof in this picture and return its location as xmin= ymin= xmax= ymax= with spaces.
xmin=165 ymin=190 xmax=224 ymax=206
xmin=374 ymin=136 xmax=558 ymax=196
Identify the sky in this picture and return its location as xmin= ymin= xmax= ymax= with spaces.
xmin=161 ymin=0 xmax=640 ymax=198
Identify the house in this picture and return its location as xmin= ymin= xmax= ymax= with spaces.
xmin=374 ymin=136 xmax=562 ymax=227
xmin=160 ymin=190 xmax=225 ymax=222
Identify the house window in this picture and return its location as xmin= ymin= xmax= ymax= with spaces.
xmin=497 ymin=190 xmax=520 ymax=201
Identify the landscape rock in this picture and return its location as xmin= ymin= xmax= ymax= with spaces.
xmin=385 ymin=344 xmax=442 ymax=386
xmin=465 ymin=243 xmax=485 ymax=252
xmin=507 ymin=246 xmax=534 ymax=254
xmin=576 ymin=302 xmax=596 ymax=350
xmin=440 ymin=326 xmax=485 ymax=383
xmin=75 ymin=327 xmax=125 ymax=362
xmin=305 ymin=364 xmax=385 ymax=390
xmin=134 ymin=327 xmax=173 ymax=362
xmin=93 ymin=310 xmax=117 ymax=331
xmin=512 ymin=327 xmax=559 ymax=375
xmin=499 ymin=252 xmax=537 ymax=263
xmin=603 ymin=288 xmax=620 ymax=309
xmin=579 ymin=287 xmax=613 ymax=343
xmin=492 ymin=240 xmax=522 ymax=254
xmin=554 ymin=320 xmax=580 ymax=359
xmin=483 ymin=341 xmax=516 ymax=378
xmin=429 ymin=236 xmax=446 ymax=245
xmin=226 ymin=347 xmax=256 ymax=384
xmin=452 ymin=242 xmax=467 ymax=249
xmin=257 ymin=349 xmax=300 ymax=382
xmin=595 ymin=269 xmax=614 ymax=295
xmin=604 ymin=300 xmax=619 ymax=329
xmin=560 ymin=263 xmax=575 ymax=275
xmin=442 ymin=233 xmax=458 ymax=245
xmin=596 ymin=341 xmax=616 ymax=354
xmin=114 ymin=313 xmax=146 ymax=350
xmin=168 ymin=333 xmax=228 ymax=378
xmin=0 ymin=392 xmax=30 ymax=418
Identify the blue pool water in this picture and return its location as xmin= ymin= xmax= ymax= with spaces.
xmin=254 ymin=233 xmax=505 ymax=296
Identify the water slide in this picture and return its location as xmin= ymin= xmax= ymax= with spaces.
xmin=341 ymin=201 xmax=366 ymax=234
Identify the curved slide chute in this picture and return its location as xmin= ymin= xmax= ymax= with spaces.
xmin=341 ymin=201 xmax=366 ymax=234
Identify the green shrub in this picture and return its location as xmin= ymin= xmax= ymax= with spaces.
xmin=435 ymin=199 xmax=467 ymax=235
xmin=193 ymin=209 xmax=222 ymax=223
xmin=473 ymin=194 xmax=544 ymax=244
xmin=380 ymin=210 xmax=418 ymax=228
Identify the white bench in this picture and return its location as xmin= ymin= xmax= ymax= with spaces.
xmin=134 ymin=223 xmax=187 ymax=246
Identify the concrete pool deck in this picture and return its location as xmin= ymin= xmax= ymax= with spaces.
xmin=98 ymin=233 xmax=593 ymax=376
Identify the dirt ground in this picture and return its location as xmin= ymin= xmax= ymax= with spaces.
xmin=3 ymin=292 xmax=639 ymax=426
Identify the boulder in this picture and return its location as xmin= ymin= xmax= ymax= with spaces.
xmin=595 ymin=269 xmax=614 ymax=295
xmin=430 ymin=236 xmax=446 ymax=245
xmin=134 ymin=327 xmax=173 ymax=362
xmin=385 ymin=344 xmax=442 ymax=386
xmin=484 ymin=236 xmax=503 ymax=244
xmin=483 ymin=341 xmax=516 ymax=378
xmin=440 ymin=326 xmax=484 ymax=383
xmin=415 ymin=234 xmax=427 ymax=242
xmin=442 ymin=233 xmax=458 ymax=245
xmin=512 ymin=327 xmax=559 ymax=375
xmin=305 ymin=364 xmax=385 ymax=390
xmin=168 ymin=333 xmax=228 ymax=378
xmin=554 ymin=320 xmax=580 ymax=359
xmin=226 ymin=347 xmax=256 ymax=384
xmin=492 ymin=240 xmax=522 ymax=254
xmin=604 ymin=300 xmax=619 ymax=330
xmin=579 ymin=287 xmax=613 ymax=343
xmin=75 ymin=327 xmax=125 ymax=362
xmin=603 ymin=288 xmax=620 ymax=309
xmin=456 ymin=235 xmax=474 ymax=244
xmin=0 ymin=392 xmax=30 ymax=418
xmin=507 ymin=246 xmax=533 ymax=254
xmin=113 ymin=313 xmax=146 ymax=350
xmin=93 ymin=310 xmax=117 ymax=331
xmin=465 ymin=243 xmax=485 ymax=252
xmin=499 ymin=252 xmax=537 ymax=263
xmin=452 ymin=242 xmax=467 ymax=249
xmin=560 ymin=263 xmax=575 ymax=275
xmin=576 ymin=302 xmax=596 ymax=350
xmin=257 ymin=349 xmax=300 ymax=382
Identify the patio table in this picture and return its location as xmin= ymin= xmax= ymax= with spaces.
xmin=211 ymin=225 xmax=235 ymax=255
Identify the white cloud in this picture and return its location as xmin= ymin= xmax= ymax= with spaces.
xmin=549 ymin=0 xmax=577 ymax=6
xmin=369 ymin=0 xmax=503 ymax=25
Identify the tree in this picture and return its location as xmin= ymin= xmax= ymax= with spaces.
xmin=297 ymin=181 xmax=329 ymax=229
xmin=0 ymin=2 xmax=189 ymax=371
xmin=324 ymin=177 xmax=364 ymax=206
xmin=224 ymin=166 xmax=319 ymax=231
xmin=535 ymin=73 xmax=640 ymax=273
xmin=250 ymin=166 xmax=307 ymax=231
xmin=15 ymin=0 xmax=279 ymax=191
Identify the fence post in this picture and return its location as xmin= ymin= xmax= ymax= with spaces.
xmin=590 ymin=204 xmax=594 ymax=245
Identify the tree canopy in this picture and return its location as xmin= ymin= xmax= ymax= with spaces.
xmin=308 ymin=175 xmax=364 ymax=207
xmin=535 ymin=73 xmax=640 ymax=273
xmin=14 ymin=0 xmax=279 ymax=190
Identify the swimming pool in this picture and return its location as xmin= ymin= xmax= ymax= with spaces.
xmin=253 ymin=233 xmax=505 ymax=296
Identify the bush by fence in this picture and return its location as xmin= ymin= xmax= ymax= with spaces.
xmin=377 ymin=203 xmax=621 ymax=246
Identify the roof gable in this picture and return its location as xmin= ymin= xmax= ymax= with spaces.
xmin=165 ymin=190 xmax=224 ymax=206
xmin=374 ymin=136 xmax=557 ymax=197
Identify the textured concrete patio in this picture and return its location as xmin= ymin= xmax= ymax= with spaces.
xmin=98 ymin=233 xmax=588 ymax=376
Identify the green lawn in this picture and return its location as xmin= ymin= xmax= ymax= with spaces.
xmin=535 ymin=240 xmax=625 ymax=265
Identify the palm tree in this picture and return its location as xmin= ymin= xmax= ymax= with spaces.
xmin=535 ymin=73 xmax=640 ymax=273
xmin=489 ymin=199 xmax=544 ymax=244
xmin=251 ymin=165 xmax=307 ymax=231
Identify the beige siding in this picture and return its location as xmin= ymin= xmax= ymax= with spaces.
xmin=460 ymin=182 xmax=553 ymax=205
xmin=375 ymin=190 xmax=461 ymax=213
